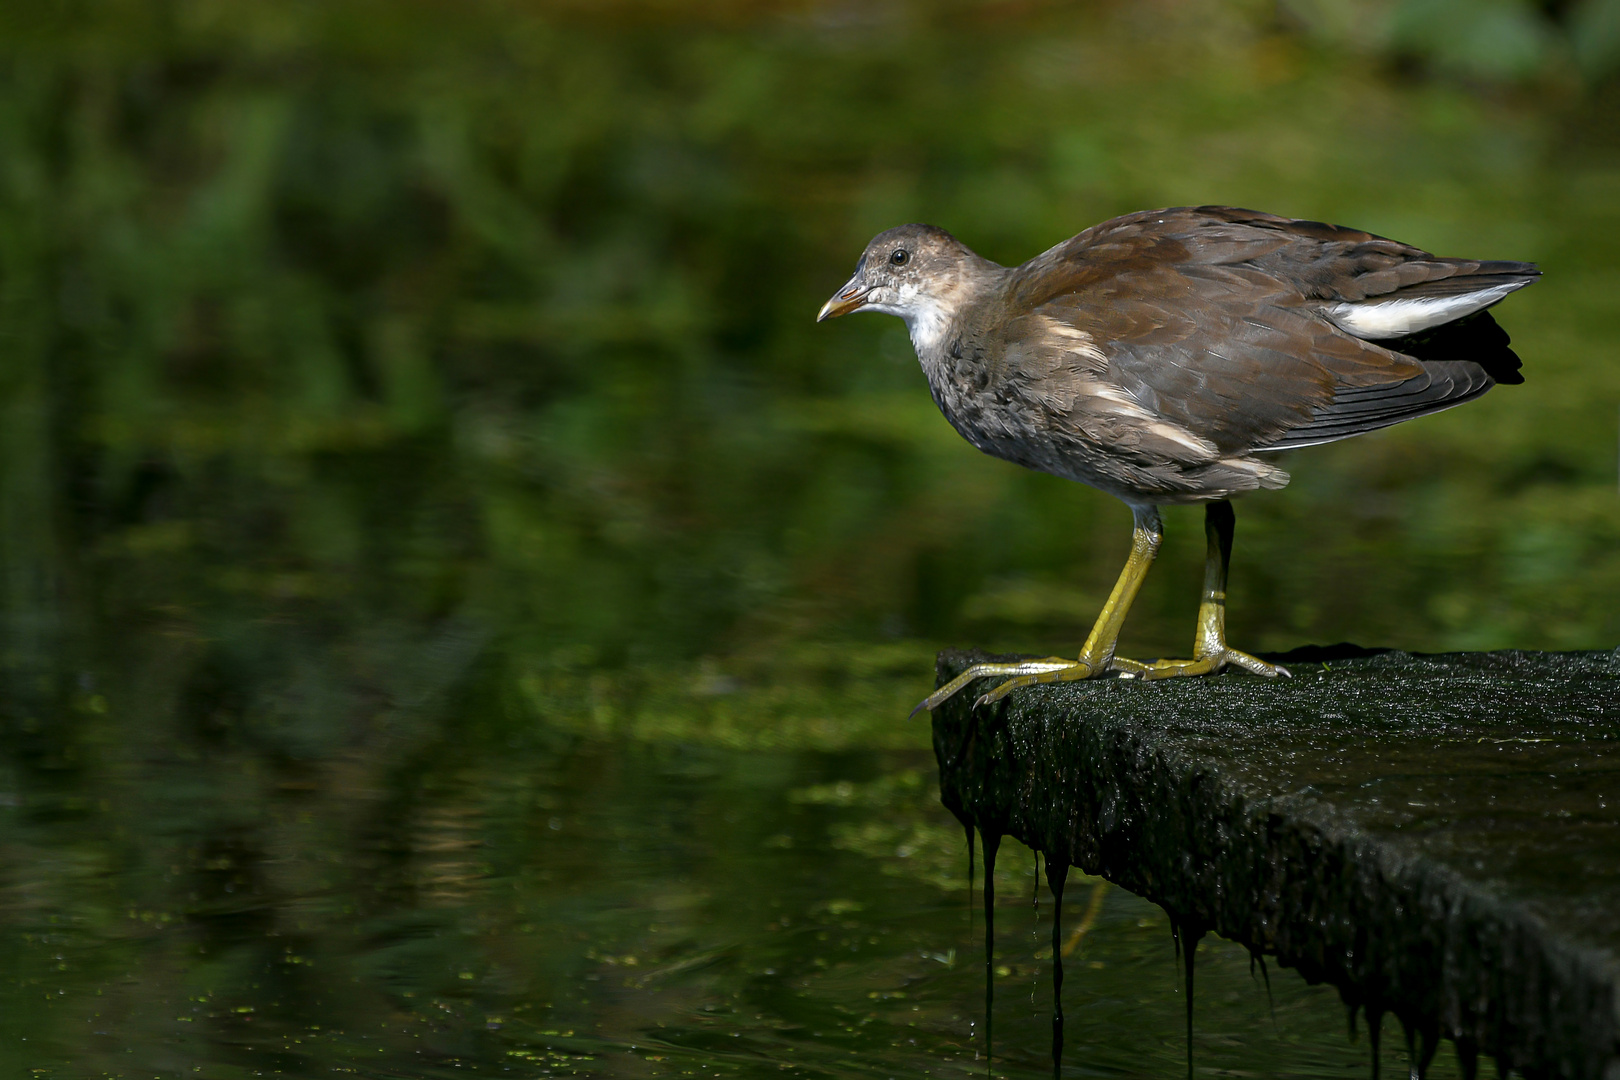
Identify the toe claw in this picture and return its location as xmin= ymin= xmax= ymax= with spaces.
xmin=1220 ymin=648 xmax=1289 ymax=678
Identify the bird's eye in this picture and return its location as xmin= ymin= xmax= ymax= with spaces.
xmin=890 ymin=249 xmax=909 ymax=266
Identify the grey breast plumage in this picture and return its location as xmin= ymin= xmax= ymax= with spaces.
xmin=948 ymin=206 xmax=1538 ymax=503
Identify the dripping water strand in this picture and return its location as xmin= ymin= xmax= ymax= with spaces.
xmin=1047 ymin=858 xmax=1069 ymax=1080
xmin=982 ymin=828 xmax=1001 ymax=1073
xmin=1414 ymin=1022 xmax=1438 ymax=1080
xmin=1181 ymin=923 xmax=1203 ymax=1080
xmin=1257 ymin=952 xmax=1274 ymax=1027
xmin=1168 ymin=918 xmax=1184 ymax=1072
xmin=1031 ymin=849 xmax=1040 ymax=1013
xmin=962 ymin=823 xmax=976 ymax=1055
xmin=1368 ymin=1004 xmax=1384 ymax=1080
xmin=1397 ymin=1016 xmax=1443 ymax=1080
xmin=1457 ymin=1039 xmax=1478 ymax=1080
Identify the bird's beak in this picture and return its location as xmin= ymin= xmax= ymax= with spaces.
xmin=817 ymin=275 xmax=871 ymax=322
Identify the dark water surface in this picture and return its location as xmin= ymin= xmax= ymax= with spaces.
xmin=3 ymin=711 xmax=1470 ymax=1079
xmin=1 ymin=1 xmax=1616 ymax=1076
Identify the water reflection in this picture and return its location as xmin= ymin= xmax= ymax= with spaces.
xmin=0 ymin=1 xmax=1614 ymax=1076
xmin=5 ymin=714 xmax=1471 ymax=1078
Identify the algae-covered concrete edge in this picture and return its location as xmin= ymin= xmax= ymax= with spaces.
xmin=930 ymin=648 xmax=1620 ymax=1080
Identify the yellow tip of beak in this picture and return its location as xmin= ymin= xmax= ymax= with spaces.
xmin=816 ymin=286 xmax=869 ymax=322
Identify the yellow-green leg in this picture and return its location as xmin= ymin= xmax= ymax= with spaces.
xmin=912 ymin=506 xmax=1165 ymax=714
xmin=1123 ymin=501 xmax=1288 ymax=681
xmin=911 ymin=502 xmax=1288 ymax=714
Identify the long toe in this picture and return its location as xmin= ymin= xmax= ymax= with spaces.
xmin=911 ymin=657 xmax=1081 ymax=714
xmin=1222 ymin=649 xmax=1289 ymax=678
xmin=971 ymin=659 xmax=1098 ymax=707
xmin=1129 ymin=650 xmax=1290 ymax=680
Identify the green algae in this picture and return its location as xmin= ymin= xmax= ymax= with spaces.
xmin=933 ymin=648 xmax=1620 ymax=1079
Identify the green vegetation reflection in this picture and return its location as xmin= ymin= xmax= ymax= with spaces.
xmin=0 ymin=0 xmax=1615 ymax=1076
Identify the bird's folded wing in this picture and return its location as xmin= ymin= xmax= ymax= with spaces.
xmin=1010 ymin=263 xmax=1423 ymax=457
xmin=1000 ymin=206 xmax=1536 ymax=458
xmin=1258 ymin=312 xmax=1526 ymax=450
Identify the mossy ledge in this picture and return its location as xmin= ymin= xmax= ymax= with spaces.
xmin=931 ymin=647 xmax=1620 ymax=1080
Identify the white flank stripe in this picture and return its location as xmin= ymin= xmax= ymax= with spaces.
xmin=1145 ymin=421 xmax=1219 ymax=459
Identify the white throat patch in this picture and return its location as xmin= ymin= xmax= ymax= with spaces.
xmin=866 ymin=282 xmax=954 ymax=358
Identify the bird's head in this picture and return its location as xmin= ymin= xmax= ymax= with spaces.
xmin=816 ymin=224 xmax=977 ymax=326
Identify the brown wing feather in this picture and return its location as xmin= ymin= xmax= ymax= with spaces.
xmin=1262 ymin=311 xmax=1526 ymax=450
xmin=1158 ymin=206 xmax=1541 ymax=310
xmin=997 ymin=208 xmax=1429 ymax=454
xmin=986 ymin=206 xmax=1544 ymax=457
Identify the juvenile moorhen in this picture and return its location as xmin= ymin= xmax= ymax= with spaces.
xmin=817 ymin=206 xmax=1539 ymax=711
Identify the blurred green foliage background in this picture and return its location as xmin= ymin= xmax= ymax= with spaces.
xmin=8 ymin=0 xmax=1620 ymax=727
xmin=3 ymin=0 xmax=1619 ymax=742
xmin=0 ymin=2 xmax=1617 ymax=1072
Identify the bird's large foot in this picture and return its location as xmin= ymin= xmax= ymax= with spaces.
xmin=1112 ymin=648 xmax=1289 ymax=680
xmin=911 ymin=647 xmax=1289 ymax=715
xmin=910 ymin=656 xmax=1101 ymax=716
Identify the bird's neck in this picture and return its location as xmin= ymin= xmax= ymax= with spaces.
xmin=904 ymin=255 xmax=1006 ymax=364
xmin=906 ymin=298 xmax=956 ymax=359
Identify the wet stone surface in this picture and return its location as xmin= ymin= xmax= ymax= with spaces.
xmin=932 ymin=647 xmax=1620 ymax=1080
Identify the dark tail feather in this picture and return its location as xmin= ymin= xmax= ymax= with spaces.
xmin=1379 ymin=309 xmax=1523 ymax=385
xmin=1263 ymin=310 xmax=1526 ymax=451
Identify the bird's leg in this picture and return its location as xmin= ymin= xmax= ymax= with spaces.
xmin=1069 ymin=504 xmax=1163 ymax=672
xmin=912 ymin=507 xmax=1163 ymax=713
xmin=1122 ymin=501 xmax=1289 ymax=680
